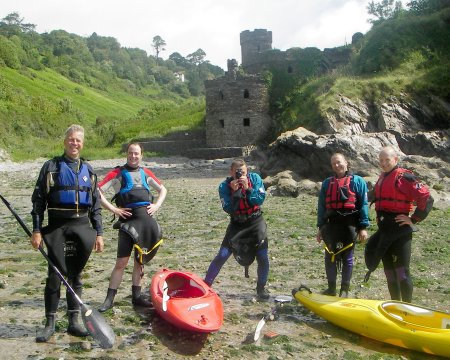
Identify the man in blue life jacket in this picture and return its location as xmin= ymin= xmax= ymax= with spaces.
xmin=31 ymin=124 xmax=104 ymax=343
xmin=97 ymin=143 xmax=167 ymax=312
xmin=316 ymin=153 xmax=369 ymax=297
xmin=204 ymin=158 xmax=270 ymax=300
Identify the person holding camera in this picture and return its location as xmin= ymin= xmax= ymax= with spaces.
xmin=204 ymin=158 xmax=270 ymax=300
xmin=316 ymin=153 xmax=369 ymax=297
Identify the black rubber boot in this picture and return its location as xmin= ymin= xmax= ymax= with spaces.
xmin=132 ymin=285 xmax=152 ymax=307
xmin=256 ymin=284 xmax=270 ymax=300
xmin=387 ymin=281 xmax=401 ymax=301
xmin=98 ymin=288 xmax=117 ymax=313
xmin=67 ymin=310 xmax=89 ymax=337
xmin=36 ymin=313 xmax=56 ymax=343
xmin=321 ymin=281 xmax=337 ymax=296
xmin=339 ymin=284 xmax=349 ymax=298
xmin=400 ymin=279 xmax=413 ymax=303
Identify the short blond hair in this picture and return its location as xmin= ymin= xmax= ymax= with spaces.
xmin=65 ymin=124 xmax=85 ymax=141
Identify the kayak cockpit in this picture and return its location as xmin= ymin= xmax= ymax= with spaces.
xmin=380 ymin=302 xmax=450 ymax=330
xmin=163 ymin=272 xmax=206 ymax=298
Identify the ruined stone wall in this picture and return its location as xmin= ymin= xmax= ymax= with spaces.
xmin=205 ymin=75 xmax=271 ymax=147
xmin=240 ymin=29 xmax=272 ymax=71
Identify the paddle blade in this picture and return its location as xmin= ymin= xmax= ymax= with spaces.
xmin=254 ymin=316 xmax=266 ymax=342
xmin=81 ymin=304 xmax=115 ymax=349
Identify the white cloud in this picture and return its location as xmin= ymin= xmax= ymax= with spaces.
xmin=0 ymin=0 xmax=377 ymax=69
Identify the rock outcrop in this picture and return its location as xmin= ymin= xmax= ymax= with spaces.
xmin=256 ymin=95 xmax=450 ymax=209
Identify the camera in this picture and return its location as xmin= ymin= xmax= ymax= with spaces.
xmin=235 ymin=169 xmax=243 ymax=179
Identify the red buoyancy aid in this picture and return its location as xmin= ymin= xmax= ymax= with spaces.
xmin=374 ymin=167 xmax=414 ymax=213
xmin=231 ymin=176 xmax=260 ymax=216
xmin=325 ymin=175 xmax=356 ymax=210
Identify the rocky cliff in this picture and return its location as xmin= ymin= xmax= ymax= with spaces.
xmin=257 ymin=95 xmax=450 ymax=209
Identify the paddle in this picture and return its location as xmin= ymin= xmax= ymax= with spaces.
xmin=254 ymin=295 xmax=293 ymax=341
xmin=0 ymin=193 xmax=115 ymax=349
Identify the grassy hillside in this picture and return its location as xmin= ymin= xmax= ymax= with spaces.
xmin=0 ymin=66 xmax=205 ymax=160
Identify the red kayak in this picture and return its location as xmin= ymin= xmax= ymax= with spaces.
xmin=150 ymin=269 xmax=224 ymax=332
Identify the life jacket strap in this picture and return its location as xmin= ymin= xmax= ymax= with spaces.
xmin=323 ymin=242 xmax=354 ymax=263
xmin=133 ymin=239 xmax=163 ymax=264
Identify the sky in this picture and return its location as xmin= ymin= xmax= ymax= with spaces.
xmin=0 ymin=0 xmax=385 ymax=70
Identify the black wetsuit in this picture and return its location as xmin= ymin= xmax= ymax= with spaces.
xmin=31 ymin=155 xmax=103 ymax=315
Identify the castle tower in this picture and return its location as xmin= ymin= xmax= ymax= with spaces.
xmin=240 ymin=29 xmax=272 ymax=73
xmin=204 ymin=59 xmax=271 ymax=148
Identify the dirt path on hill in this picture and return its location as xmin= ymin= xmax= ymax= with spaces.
xmin=0 ymin=156 xmax=448 ymax=360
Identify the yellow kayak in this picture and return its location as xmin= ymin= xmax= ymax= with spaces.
xmin=293 ymin=286 xmax=450 ymax=358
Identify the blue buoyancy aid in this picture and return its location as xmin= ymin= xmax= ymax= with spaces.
xmin=48 ymin=160 xmax=92 ymax=208
xmin=115 ymin=167 xmax=152 ymax=208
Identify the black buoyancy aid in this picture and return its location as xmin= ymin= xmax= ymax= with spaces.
xmin=48 ymin=160 xmax=92 ymax=208
xmin=115 ymin=167 xmax=151 ymax=208
xmin=375 ymin=167 xmax=414 ymax=213
xmin=232 ymin=177 xmax=260 ymax=216
xmin=325 ymin=175 xmax=356 ymax=210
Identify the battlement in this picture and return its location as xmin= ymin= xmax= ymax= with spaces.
xmin=240 ymin=29 xmax=273 ymax=68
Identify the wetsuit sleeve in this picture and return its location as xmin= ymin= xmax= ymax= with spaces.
xmin=316 ymin=179 xmax=328 ymax=228
xmin=246 ymin=173 xmax=265 ymax=206
xmin=86 ymin=164 xmax=103 ymax=236
xmin=219 ymin=179 xmax=233 ymax=214
xmin=31 ymin=160 xmax=52 ymax=232
xmin=397 ymin=175 xmax=434 ymax=223
xmin=353 ymin=176 xmax=370 ymax=229
xmin=98 ymin=168 xmax=121 ymax=191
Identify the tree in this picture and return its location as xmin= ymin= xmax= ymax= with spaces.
xmin=367 ymin=0 xmax=403 ymax=23
xmin=186 ymin=48 xmax=206 ymax=66
xmin=407 ymin=0 xmax=450 ymax=14
xmin=152 ymin=35 xmax=166 ymax=61
xmin=0 ymin=12 xmax=36 ymax=37
xmin=169 ymin=52 xmax=188 ymax=67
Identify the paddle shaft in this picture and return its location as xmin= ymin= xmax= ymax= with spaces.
xmin=254 ymin=295 xmax=293 ymax=341
xmin=0 ymin=194 xmax=82 ymax=304
xmin=1 ymin=193 xmax=116 ymax=348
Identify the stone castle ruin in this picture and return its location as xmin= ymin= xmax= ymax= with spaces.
xmin=139 ymin=28 xmax=353 ymax=158
xmin=204 ymin=59 xmax=271 ymax=148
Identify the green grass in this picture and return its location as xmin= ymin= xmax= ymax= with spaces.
xmin=0 ymin=66 xmax=205 ymax=160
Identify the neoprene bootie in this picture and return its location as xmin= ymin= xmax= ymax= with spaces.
xmin=321 ymin=281 xmax=337 ymax=296
xmin=67 ymin=310 xmax=89 ymax=337
xmin=256 ymin=284 xmax=270 ymax=300
xmin=339 ymin=284 xmax=349 ymax=298
xmin=36 ymin=313 xmax=56 ymax=343
xmin=99 ymin=288 xmax=117 ymax=312
xmin=131 ymin=285 xmax=152 ymax=307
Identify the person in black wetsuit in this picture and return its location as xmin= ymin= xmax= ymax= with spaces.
xmin=365 ymin=146 xmax=433 ymax=303
xmin=97 ymin=143 xmax=167 ymax=312
xmin=316 ymin=153 xmax=369 ymax=297
xmin=31 ymin=124 xmax=104 ymax=343
xmin=204 ymin=158 xmax=270 ymax=300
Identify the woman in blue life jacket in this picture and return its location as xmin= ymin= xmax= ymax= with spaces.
xmin=204 ymin=158 xmax=270 ymax=300
xmin=31 ymin=124 xmax=104 ymax=343
xmin=316 ymin=153 xmax=369 ymax=297
xmin=98 ymin=143 xmax=167 ymax=312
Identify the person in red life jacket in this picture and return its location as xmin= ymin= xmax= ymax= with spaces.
xmin=204 ymin=158 xmax=270 ymax=300
xmin=365 ymin=146 xmax=433 ymax=303
xmin=316 ymin=153 xmax=369 ymax=297
xmin=97 ymin=143 xmax=167 ymax=312
xmin=31 ymin=124 xmax=104 ymax=343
